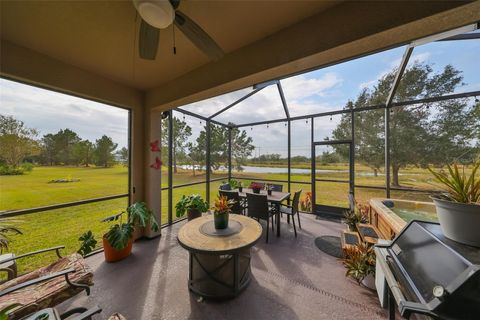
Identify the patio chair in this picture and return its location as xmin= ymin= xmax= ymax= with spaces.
xmin=279 ymin=190 xmax=302 ymax=237
xmin=246 ymin=193 xmax=276 ymax=243
xmin=0 ymin=246 xmax=65 ymax=281
xmin=0 ymin=252 xmax=93 ymax=319
xmin=219 ymin=190 xmax=243 ymax=215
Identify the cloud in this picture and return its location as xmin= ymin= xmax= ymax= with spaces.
xmin=0 ymin=79 xmax=129 ymax=148
xmin=358 ymin=51 xmax=432 ymax=90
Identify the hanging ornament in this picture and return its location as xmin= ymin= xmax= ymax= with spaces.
xmin=149 ymin=140 xmax=160 ymax=152
xmin=150 ymin=157 xmax=162 ymax=170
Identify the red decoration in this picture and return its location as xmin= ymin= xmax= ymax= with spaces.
xmin=150 ymin=140 xmax=160 ymax=152
xmin=150 ymin=157 xmax=162 ymax=170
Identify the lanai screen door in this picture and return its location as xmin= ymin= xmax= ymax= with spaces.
xmin=312 ymin=140 xmax=354 ymax=216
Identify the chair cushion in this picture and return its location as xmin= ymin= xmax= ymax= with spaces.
xmin=0 ymin=253 xmax=93 ymax=319
xmin=279 ymin=206 xmax=293 ymax=215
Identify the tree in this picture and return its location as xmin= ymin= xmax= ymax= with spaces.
xmin=73 ymin=140 xmax=94 ymax=167
xmin=193 ymin=123 xmax=254 ymax=172
xmin=331 ymin=62 xmax=477 ymax=186
xmin=116 ymin=147 xmax=129 ymax=166
xmin=0 ymin=115 xmax=39 ymax=166
xmin=40 ymin=133 xmax=57 ymax=166
xmin=161 ymin=117 xmax=192 ymax=173
xmin=53 ymin=129 xmax=81 ymax=165
xmin=94 ymin=135 xmax=118 ymax=167
xmin=187 ymin=142 xmax=204 ymax=176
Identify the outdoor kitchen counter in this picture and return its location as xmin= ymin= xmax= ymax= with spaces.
xmin=177 ymin=214 xmax=262 ymax=299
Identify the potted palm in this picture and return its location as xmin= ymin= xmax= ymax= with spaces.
xmin=211 ymin=195 xmax=235 ymax=229
xmin=175 ymin=194 xmax=209 ymax=221
xmin=428 ymin=162 xmax=480 ymax=247
xmin=103 ymin=202 xmax=159 ymax=262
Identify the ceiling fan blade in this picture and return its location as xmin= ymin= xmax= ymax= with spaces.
xmin=139 ymin=19 xmax=160 ymax=60
xmin=174 ymin=11 xmax=224 ymax=61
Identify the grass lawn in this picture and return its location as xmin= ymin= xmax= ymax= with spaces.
xmin=0 ymin=163 xmax=445 ymax=274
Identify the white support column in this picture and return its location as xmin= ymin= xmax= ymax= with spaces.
xmin=144 ymin=110 xmax=162 ymax=238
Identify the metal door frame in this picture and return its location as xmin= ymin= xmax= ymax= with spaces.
xmin=311 ymin=140 xmax=354 ymax=217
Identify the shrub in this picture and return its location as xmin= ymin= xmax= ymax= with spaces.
xmin=0 ymin=165 xmax=24 ymax=175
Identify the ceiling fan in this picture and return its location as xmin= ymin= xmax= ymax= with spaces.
xmin=133 ymin=0 xmax=224 ymax=61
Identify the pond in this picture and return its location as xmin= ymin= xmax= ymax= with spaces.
xmin=179 ymin=165 xmax=399 ymax=176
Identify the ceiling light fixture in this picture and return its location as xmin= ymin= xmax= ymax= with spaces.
xmin=133 ymin=0 xmax=175 ymax=29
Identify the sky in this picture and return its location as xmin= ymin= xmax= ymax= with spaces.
xmin=1 ymin=37 xmax=478 ymax=157
xmin=0 ymin=79 xmax=129 ymax=149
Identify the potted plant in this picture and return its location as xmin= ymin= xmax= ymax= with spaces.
xmin=428 ymin=162 xmax=480 ymax=247
xmin=211 ymin=195 xmax=235 ymax=229
xmin=250 ymin=182 xmax=263 ymax=194
xmin=175 ymin=194 xmax=209 ymax=221
xmin=343 ymin=242 xmax=376 ymax=290
xmin=102 ymin=202 xmax=159 ymax=262
xmin=342 ymin=208 xmax=367 ymax=232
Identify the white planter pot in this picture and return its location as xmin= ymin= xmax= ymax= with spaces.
xmin=362 ymin=273 xmax=376 ymax=290
xmin=432 ymin=197 xmax=480 ymax=247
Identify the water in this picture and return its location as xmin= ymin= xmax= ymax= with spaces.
xmin=391 ymin=207 xmax=438 ymax=223
xmin=179 ymin=165 xmax=388 ymax=176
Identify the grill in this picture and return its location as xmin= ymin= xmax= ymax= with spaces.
xmin=375 ymin=220 xmax=480 ymax=320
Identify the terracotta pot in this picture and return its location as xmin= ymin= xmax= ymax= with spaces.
xmin=103 ymin=236 xmax=133 ymax=263
xmin=187 ymin=208 xmax=202 ymax=221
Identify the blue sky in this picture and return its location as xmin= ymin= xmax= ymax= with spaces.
xmin=1 ymin=38 xmax=478 ymax=157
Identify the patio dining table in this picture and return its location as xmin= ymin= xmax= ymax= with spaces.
xmin=235 ymin=188 xmax=290 ymax=237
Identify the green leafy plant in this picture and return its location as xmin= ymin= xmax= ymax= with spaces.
xmin=342 ymin=209 xmax=367 ymax=232
xmin=175 ymin=194 xmax=209 ymax=218
xmin=77 ymin=230 xmax=97 ymax=257
xmin=343 ymin=242 xmax=376 ymax=285
xmin=105 ymin=222 xmax=134 ymax=250
xmin=228 ymin=179 xmax=242 ymax=189
xmin=428 ymin=162 xmax=480 ymax=204
xmin=127 ymin=202 xmax=159 ymax=232
xmin=0 ymin=220 xmax=22 ymax=254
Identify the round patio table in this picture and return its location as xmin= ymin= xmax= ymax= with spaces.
xmin=177 ymin=214 xmax=262 ymax=299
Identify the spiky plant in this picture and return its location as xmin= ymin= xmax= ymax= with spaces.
xmin=428 ymin=162 xmax=480 ymax=204
xmin=0 ymin=220 xmax=22 ymax=254
xmin=343 ymin=242 xmax=376 ymax=285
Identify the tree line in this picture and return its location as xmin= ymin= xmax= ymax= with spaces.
xmin=161 ymin=119 xmax=254 ymax=175
xmin=0 ymin=115 xmax=127 ymax=174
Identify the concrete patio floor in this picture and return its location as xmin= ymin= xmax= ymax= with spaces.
xmin=60 ymin=214 xmax=388 ymax=319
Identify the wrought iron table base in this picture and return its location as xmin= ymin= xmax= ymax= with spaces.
xmin=188 ymin=248 xmax=252 ymax=299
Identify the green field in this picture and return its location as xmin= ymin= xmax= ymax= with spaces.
xmin=0 ymin=164 xmax=444 ymax=274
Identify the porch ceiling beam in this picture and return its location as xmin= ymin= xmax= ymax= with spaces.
xmin=147 ymin=1 xmax=480 ymax=111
